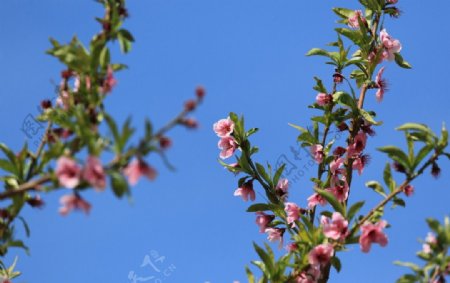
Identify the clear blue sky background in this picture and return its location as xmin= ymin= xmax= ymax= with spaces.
xmin=0 ymin=1 xmax=449 ymax=282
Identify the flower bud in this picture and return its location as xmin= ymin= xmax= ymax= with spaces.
xmin=181 ymin=118 xmax=198 ymax=129
xmin=159 ymin=136 xmax=172 ymax=149
xmin=333 ymin=72 xmax=344 ymax=84
xmin=41 ymin=99 xmax=52 ymax=109
xmin=431 ymin=162 xmax=441 ymax=178
xmin=184 ymin=99 xmax=197 ymax=111
xmin=195 ymin=85 xmax=205 ymax=100
xmin=27 ymin=195 xmax=45 ymax=208
xmin=392 ymin=161 xmax=406 ymax=173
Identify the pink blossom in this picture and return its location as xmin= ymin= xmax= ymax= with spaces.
xmin=234 ymin=181 xmax=255 ymax=201
xmin=403 ymin=184 xmax=414 ymax=197
xmin=296 ymin=266 xmax=320 ymax=283
xmin=82 ymin=156 xmax=106 ymax=191
xmin=321 ymin=212 xmax=349 ymax=241
xmin=316 ymin=93 xmax=331 ymax=106
xmin=422 ymin=232 xmax=437 ymax=254
xmin=56 ymin=157 xmax=81 ymax=189
xmin=310 ymin=144 xmax=324 ymax=164
xmin=123 ymin=159 xmax=157 ymax=186
xmin=328 ymin=178 xmax=349 ymax=202
xmin=56 ymin=90 xmax=70 ymax=110
xmin=347 ymin=131 xmax=367 ymax=157
xmin=330 ymin=157 xmax=345 ymax=174
xmin=348 ymin=10 xmax=366 ymax=29
xmin=359 ymin=220 xmax=389 ymax=253
xmin=265 ymin=227 xmax=285 ymax=246
xmin=101 ymin=66 xmax=117 ymax=94
xmin=380 ymin=29 xmax=402 ymax=61
xmin=59 ymin=194 xmax=91 ymax=216
xmin=213 ymin=117 xmax=235 ymax=137
xmin=255 ymin=212 xmax=274 ymax=233
xmin=285 ymin=202 xmax=301 ymax=226
xmin=276 ymin=178 xmax=289 ymax=192
xmin=375 ymin=67 xmax=388 ymax=102
xmin=218 ymin=136 xmax=238 ymax=159
xmin=352 ymin=154 xmax=370 ymax=175
xmin=307 ymin=193 xmax=327 ymax=209
xmin=308 ymin=244 xmax=334 ymax=266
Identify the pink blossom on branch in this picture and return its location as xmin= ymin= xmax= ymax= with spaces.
xmin=265 ymin=227 xmax=285 ymax=247
xmin=348 ymin=10 xmax=366 ymax=29
xmin=234 ymin=181 xmax=255 ymax=201
xmin=218 ymin=136 xmax=238 ymax=159
xmin=375 ymin=67 xmax=388 ymax=102
xmin=315 ymin=93 xmax=331 ymax=106
xmin=284 ymin=202 xmax=301 ymax=227
xmin=255 ymin=212 xmax=274 ymax=233
xmin=308 ymin=243 xmax=334 ymax=266
xmin=296 ymin=265 xmax=321 ymax=283
xmin=327 ymin=178 xmax=349 ymax=202
xmin=380 ymin=29 xmax=402 ymax=61
xmin=321 ymin=212 xmax=349 ymax=241
xmin=123 ymin=159 xmax=157 ymax=186
xmin=213 ymin=117 xmax=235 ymax=137
xmin=56 ymin=156 xmax=81 ymax=189
xmin=359 ymin=220 xmax=389 ymax=253
xmin=307 ymin=193 xmax=327 ymax=209
xmin=59 ymin=194 xmax=91 ymax=216
xmin=82 ymin=156 xmax=106 ymax=191
xmin=310 ymin=144 xmax=324 ymax=164
xmin=347 ymin=131 xmax=367 ymax=157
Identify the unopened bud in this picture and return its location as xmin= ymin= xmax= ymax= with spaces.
xmin=41 ymin=99 xmax=52 ymax=109
xmin=181 ymin=118 xmax=198 ymax=129
xmin=184 ymin=100 xmax=197 ymax=111
xmin=159 ymin=136 xmax=172 ymax=149
xmin=431 ymin=162 xmax=441 ymax=178
xmin=27 ymin=195 xmax=45 ymax=208
xmin=195 ymin=85 xmax=205 ymax=100
xmin=61 ymin=70 xmax=72 ymax=79
xmin=333 ymin=72 xmax=344 ymax=84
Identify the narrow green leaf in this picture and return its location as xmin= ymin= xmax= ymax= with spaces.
xmin=394 ymin=53 xmax=412 ymax=69
xmin=316 ymin=189 xmax=345 ymax=215
xmin=247 ymin=203 xmax=276 ymax=212
xmin=110 ymin=172 xmax=130 ymax=198
xmin=347 ymin=201 xmax=365 ymax=221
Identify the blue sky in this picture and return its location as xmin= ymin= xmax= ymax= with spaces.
xmin=0 ymin=1 xmax=449 ymax=282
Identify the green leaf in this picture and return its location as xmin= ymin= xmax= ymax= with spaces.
xmin=245 ymin=267 xmax=256 ymax=283
xmin=392 ymin=196 xmax=406 ymax=208
xmin=0 ymin=159 xmax=16 ymax=174
xmin=313 ymin=77 xmax=328 ymax=93
xmin=393 ymin=261 xmax=421 ymax=273
xmin=332 ymin=7 xmax=355 ymax=19
xmin=365 ymin=180 xmax=387 ymax=197
xmin=383 ymin=163 xmax=396 ymax=192
xmin=396 ymin=123 xmax=435 ymax=139
xmin=247 ymin=203 xmax=276 ymax=213
xmin=288 ymin=123 xmax=307 ymax=133
xmin=347 ymin=201 xmax=365 ymax=221
xmin=273 ymin=164 xmax=285 ymax=187
xmin=331 ymin=256 xmax=342 ymax=273
xmin=396 ymin=274 xmax=419 ymax=283
xmin=316 ymin=189 xmax=345 ymax=215
xmin=17 ymin=216 xmax=31 ymax=237
xmin=413 ymin=145 xmax=433 ymax=170
xmin=117 ymin=30 xmax=132 ymax=53
xmin=377 ymin=146 xmax=410 ymax=171
xmin=394 ymin=53 xmax=412 ymax=69
xmin=253 ymin=243 xmax=274 ymax=275
xmin=110 ymin=172 xmax=130 ymax=198
xmin=256 ymin=163 xmax=271 ymax=185
xmin=306 ymin=48 xmax=331 ymax=58
xmin=99 ymin=46 xmax=110 ymax=68
xmin=360 ymin=109 xmax=382 ymax=125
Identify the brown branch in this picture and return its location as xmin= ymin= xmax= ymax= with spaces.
xmin=0 ymin=175 xmax=51 ymax=201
